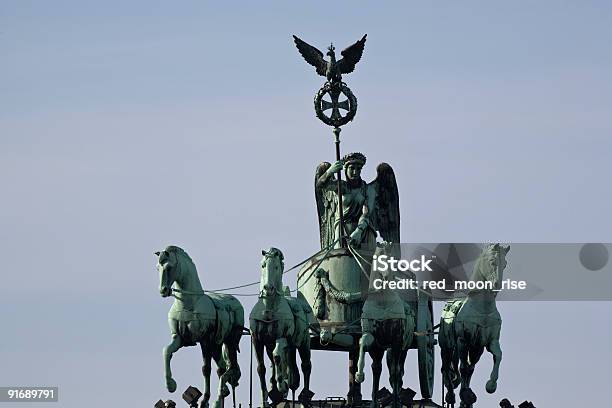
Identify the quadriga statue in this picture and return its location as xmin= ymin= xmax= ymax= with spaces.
xmin=155 ymin=246 xmax=244 ymax=408
xmin=439 ymin=243 xmax=510 ymax=408
xmin=249 ymin=248 xmax=316 ymax=407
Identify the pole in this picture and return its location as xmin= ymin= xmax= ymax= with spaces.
xmin=333 ymin=126 xmax=345 ymax=248
xmin=249 ymin=336 xmax=253 ymax=408
xmin=441 ymin=371 xmax=444 ymax=407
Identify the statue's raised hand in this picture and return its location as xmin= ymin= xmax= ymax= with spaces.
xmin=327 ymin=160 xmax=344 ymax=175
xmin=348 ymin=227 xmax=363 ymax=247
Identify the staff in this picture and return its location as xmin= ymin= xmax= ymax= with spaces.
xmin=293 ymin=34 xmax=367 ymax=248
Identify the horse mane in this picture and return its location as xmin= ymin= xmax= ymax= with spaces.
xmin=165 ymin=245 xmax=197 ymax=273
xmin=472 ymin=244 xmax=504 ymax=282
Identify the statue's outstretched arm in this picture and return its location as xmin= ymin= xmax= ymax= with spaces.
xmin=316 ymin=160 xmax=343 ymax=188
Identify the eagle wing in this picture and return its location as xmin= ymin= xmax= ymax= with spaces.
xmin=315 ymin=162 xmax=336 ymax=249
xmin=370 ymin=162 xmax=400 ymax=243
xmin=337 ymin=34 xmax=367 ymax=74
xmin=293 ymin=35 xmax=328 ymax=77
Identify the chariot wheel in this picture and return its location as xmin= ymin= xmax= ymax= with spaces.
xmin=416 ymin=292 xmax=435 ymax=399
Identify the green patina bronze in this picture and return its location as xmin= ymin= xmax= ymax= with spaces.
xmin=249 ymin=248 xmax=316 ymax=408
xmin=296 ymin=152 xmax=408 ymax=405
xmin=439 ymin=243 xmax=510 ymax=408
xmin=355 ymin=242 xmax=416 ymax=408
xmin=156 ymin=246 xmax=244 ymax=408
xmin=297 ymin=155 xmax=436 ymax=404
xmin=315 ymin=154 xmax=400 ymax=250
xmin=151 ymin=34 xmax=514 ymax=408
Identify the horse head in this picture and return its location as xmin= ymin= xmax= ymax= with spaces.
xmin=474 ymin=243 xmax=510 ymax=290
xmin=371 ymin=241 xmax=401 ymax=285
xmin=260 ymin=247 xmax=284 ymax=298
xmin=156 ymin=245 xmax=197 ymax=297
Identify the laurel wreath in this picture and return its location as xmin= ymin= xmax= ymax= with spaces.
xmin=314 ymin=82 xmax=358 ymax=127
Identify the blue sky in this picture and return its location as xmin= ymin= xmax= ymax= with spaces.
xmin=1 ymin=1 xmax=611 ymax=407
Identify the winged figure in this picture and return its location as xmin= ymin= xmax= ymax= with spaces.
xmin=315 ymin=152 xmax=399 ymax=250
xmin=293 ymin=34 xmax=367 ymax=83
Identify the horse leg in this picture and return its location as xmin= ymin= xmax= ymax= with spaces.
xmin=297 ymin=344 xmax=313 ymax=404
xmin=462 ymin=346 xmax=484 ymax=407
xmin=287 ymin=345 xmax=299 ymax=393
xmin=457 ymin=336 xmax=476 ymax=408
xmin=254 ymin=339 xmax=270 ymax=408
xmin=208 ymin=345 xmax=228 ymax=408
xmin=210 ymin=343 xmax=227 ymax=380
xmin=163 ymin=321 xmax=182 ymax=393
xmin=285 ymin=345 xmax=298 ymax=408
xmin=273 ymin=338 xmax=289 ymax=397
xmin=347 ymin=348 xmax=362 ymax=406
xmin=387 ymin=346 xmax=406 ymax=408
xmin=225 ymin=340 xmax=241 ymax=408
xmin=459 ymin=336 xmax=485 ymax=408
xmin=486 ymin=338 xmax=502 ymax=394
xmin=355 ymin=332 xmax=374 ymax=383
xmin=200 ymin=343 xmax=212 ymax=408
xmin=440 ymin=343 xmax=456 ymax=406
xmin=370 ymin=349 xmax=384 ymax=408
xmin=214 ymin=344 xmax=238 ymax=408
xmin=221 ymin=327 xmax=242 ymax=390
xmin=266 ymin=344 xmax=278 ymax=394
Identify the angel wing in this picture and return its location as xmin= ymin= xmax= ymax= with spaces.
xmin=337 ymin=34 xmax=367 ymax=74
xmin=315 ymin=162 xmax=337 ymax=249
xmin=293 ymin=35 xmax=327 ymax=77
xmin=370 ymin=162 xmax=400 ymax=243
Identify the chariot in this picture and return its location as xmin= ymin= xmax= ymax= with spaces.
xmin=297 ymin=245 xmax=437 ymax=403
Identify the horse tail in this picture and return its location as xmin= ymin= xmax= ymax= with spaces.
xmin=221 ymin=342 xmax=242 ymax=387
xmin=228 ymin=299 xmax=244 ymax=353
xmin=224 ymin=299 xmax=244 ymax=353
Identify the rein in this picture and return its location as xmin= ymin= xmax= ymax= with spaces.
xmin=164 ymin=238 xmax=341 ymax=298
xmin=171 ymin=287 xmax=205 ymax=296
xmin=206 ymin=237 xmax=341 ymax=297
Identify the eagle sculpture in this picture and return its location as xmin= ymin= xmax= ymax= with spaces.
xmin=293 ymin=34 xmax=367 ymax=83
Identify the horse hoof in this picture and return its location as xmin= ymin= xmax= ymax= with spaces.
xmin=268 ymin=388 xmax=285 ymax=405
xmin=166 ymin=377 xmax=177 ymax=393
xmin=261 ymin=394 xmax=270 ymax=408
xmin=347 ymin=391 xmax=361 ymax=407
xmin=486 ymin=379 xmax=497 ymax=393
xmin=298 ymin=389 xmax=315 ymax=403
xmin=355 ymin=372 xmax=365 ymax=383
xmin=459 ymin=388 xmax=477 ymax=405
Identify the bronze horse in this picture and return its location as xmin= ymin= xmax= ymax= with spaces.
xmin=249 ymin=248 xmax=315 ymax=407
xmin=355 ymin=242 xmax=416 ymax=408
xmin=156 ymin=246 xmax=244 ymax=408
xmin=439 ymin=243 xmax=510 ymax=408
